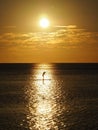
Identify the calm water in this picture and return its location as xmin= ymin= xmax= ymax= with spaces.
xmin=0 ymin=63 xmax=98 ymax=130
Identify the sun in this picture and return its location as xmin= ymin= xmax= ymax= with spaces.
xmin=39 ymin=18 xmax=50 ymax=28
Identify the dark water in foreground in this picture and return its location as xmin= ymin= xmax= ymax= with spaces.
xmin=0 ymin=63 xmax=98 ymax=130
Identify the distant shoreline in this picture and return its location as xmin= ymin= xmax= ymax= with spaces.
xmin=0 ymin=63 xmax=98 ymax=70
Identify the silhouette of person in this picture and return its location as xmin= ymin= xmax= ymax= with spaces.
xmin=42 ymin=72 xmax=46 ymax=80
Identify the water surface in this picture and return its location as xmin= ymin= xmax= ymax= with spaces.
xmin=0 ymin=63 xmax=98 ymax=130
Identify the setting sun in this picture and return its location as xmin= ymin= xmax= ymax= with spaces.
xmin=39 ymin=18 xmax=50 ymax=28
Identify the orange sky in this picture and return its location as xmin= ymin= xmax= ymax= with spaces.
xmin=0 ymin=0 xmax=98 ymax=63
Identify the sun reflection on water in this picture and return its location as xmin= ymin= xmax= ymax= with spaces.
xmin=26 ymin=64 xmax=58 ymax=130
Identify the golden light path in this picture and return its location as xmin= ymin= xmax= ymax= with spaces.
xmin=26 ymin=64 xmax=59 ymax=130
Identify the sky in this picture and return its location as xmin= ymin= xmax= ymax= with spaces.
xmin=0 ymin=0 xmax=98 ymax=63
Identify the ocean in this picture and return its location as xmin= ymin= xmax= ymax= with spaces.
xmin=0 ymin=63 xmax=98 ymax=130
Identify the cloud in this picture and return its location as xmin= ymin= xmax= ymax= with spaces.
xmin=0 ymin=25 xmax=98 ymax=50
xmin=54 ymin=25 xmax=77 ymax=29
xmin=3 ymin=26 xmax=16 ymax=29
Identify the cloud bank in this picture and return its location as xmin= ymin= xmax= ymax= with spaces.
xmin=0 ymin=25 xmax=98 ymax=50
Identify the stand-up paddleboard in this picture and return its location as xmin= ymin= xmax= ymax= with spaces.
xmin=34 ymin=72 xmax=51 ymax=81
xmin=34 ymin=79 xmax=51 ymax=81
